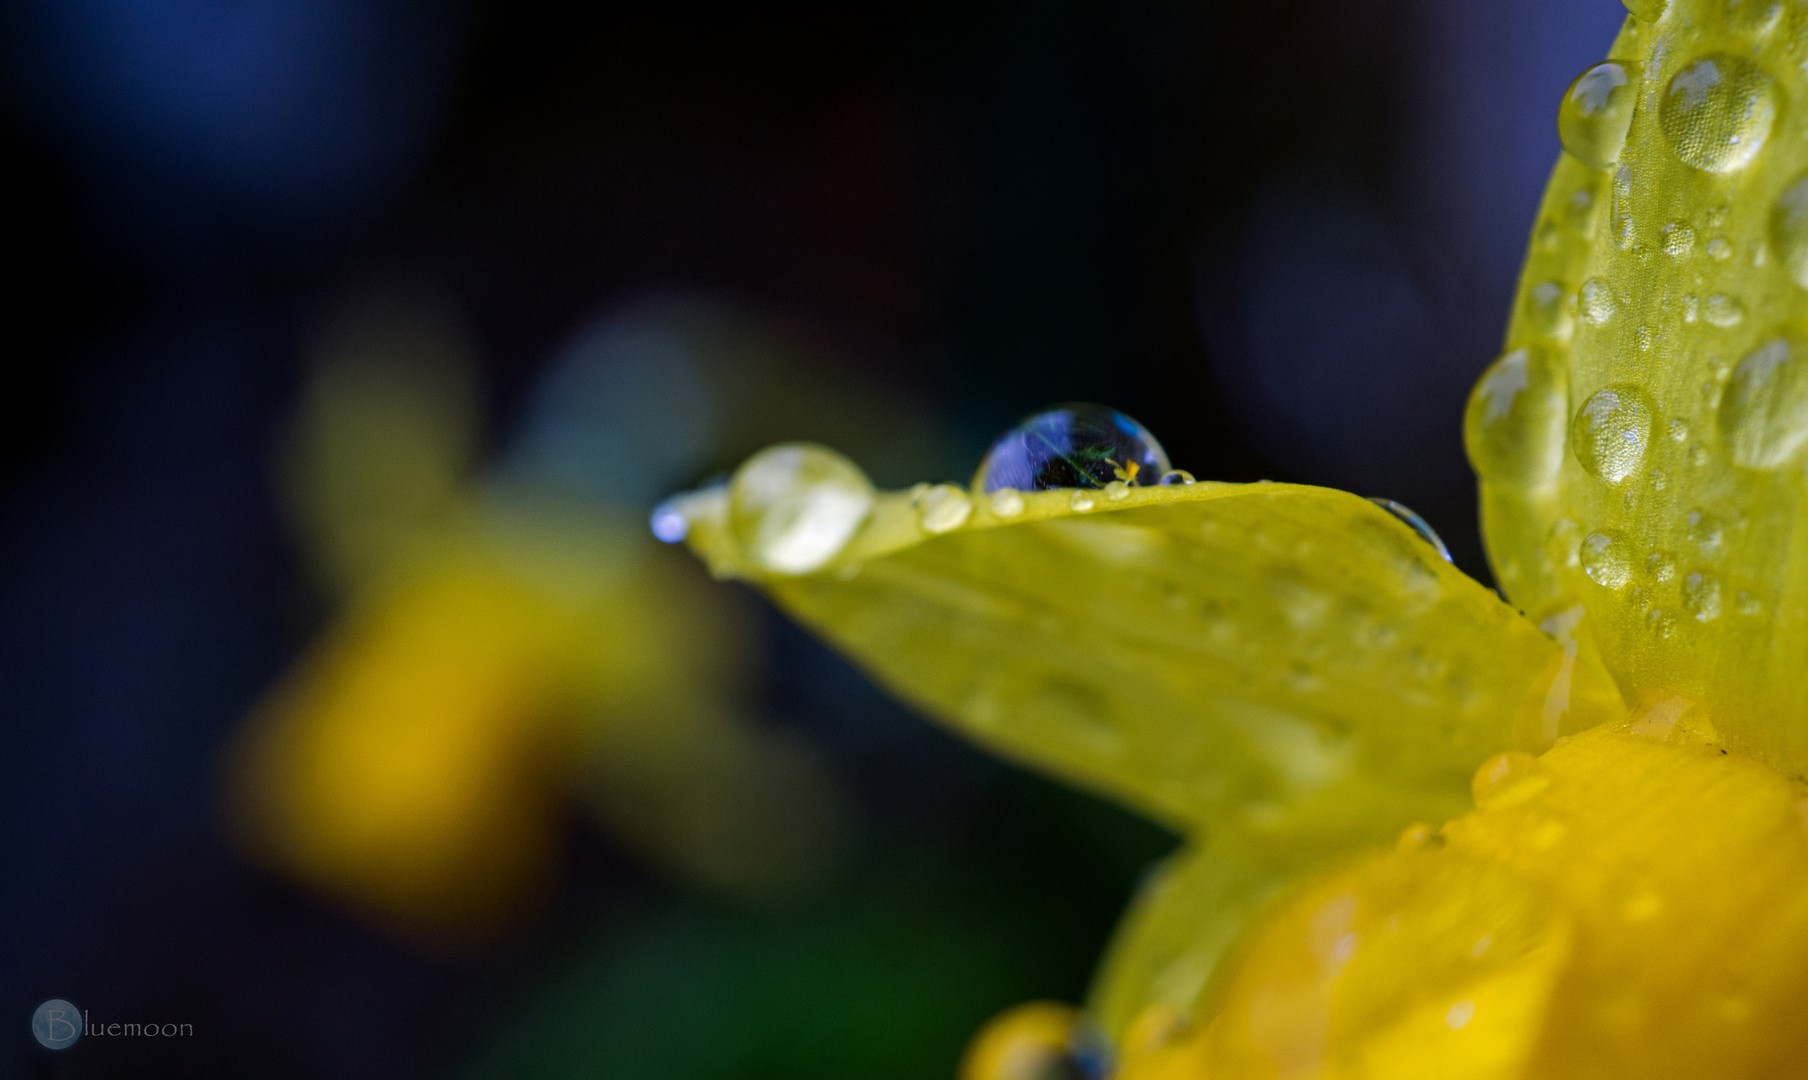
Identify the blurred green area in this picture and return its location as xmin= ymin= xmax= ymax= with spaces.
xmin=466 ymin=774 xmax=1174 ymax=1079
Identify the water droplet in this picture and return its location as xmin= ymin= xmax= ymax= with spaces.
xmin=1636 ymin=325 xmax=1655 ymax=351
xmin=1647 ymin=609 xmax=1677 ymax=638
xmin=990 ymin=488 xmax=1025 ymax=518
xmin=728 ymin=443 xmax=874 ymax=574
xmin=1464 ymin=347 xmax=1569 ymax=487
xmin=1719 ymin=337 xmax=1808 ymax=468
xmin=1703 ymin=294 xmax=1745 ymax=327
xmin=1579 ymin=278 xmax=1616 ymax=324
xmin=1525 ymin=280 xmax=1573 ymax=338
xmin=1573 ymin=385 xmax=1655 ymax=483
xmin=1662 ymin=221 xmax=1696 ymax=255
xmin=1368 ymin=498 xmax=1454 ymax=563
xmin=1581 ymin=530 xmax=1635 ymax=589
xmin=1158 ymin=469 xmax=1195 ymax=486
xmin=1738 ymin=590 xmax=1763 ymax=614
xmin=1708 ymin=237 xmax=1732 ymax=261
xmin=1727 ymin=0 xmax=1783 ymax=34
xmin=1660 ymin=55 xmax=1776 ymax=173
xmin=1623 ymin=0 xmax=1667 ymax=20
xmin=1685 ymin=509 xmax=1725 ymax=556
xmin=1070 ymin=491 xmax=1096 ymax=512
xmin=918 ymin=484 xmax=973 ymax=534
xmin=1683 ymin=295 xmax=1700 ymax=323
xmin=1646 ymin=551 xmax=1676 ymax=581
xmin=649 ymin=499 xmax=689 ymax=543
xmin=973 ymin=403 xmax=1169 ymax=493
xmin=1771 ymin=173 xmax=1808 ymax=290
xmin=1104 ymin=480 xmax=1131 ymax=502
xmin=1683 ymin=570 xmax=1723 ymax=620
xmin=1472 ymin=751 xmax=1546 ymax=808
xmin=1560 ymin=62 xmax=1643 ymax=169
xmin=1668 ymin=418 xmax=1691 ymax=442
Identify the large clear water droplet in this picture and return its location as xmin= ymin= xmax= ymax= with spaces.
xmin=1580 ymin=530 xmax=1635 ymax=589
xmin=1464 ymin=346 xmax=1569 ymax=487
xmin=973 ymin=404 xmax=1170 ymax=493
xmin=1622 ymin=0 xmax=1666 ymax=20
xmin=1719 ymin=337 xmax=1808 ymax=468
xmin=728 ymin=443 xmax=874 ymax=574
xmin=1559 ymin=62 xmax=1642 ymax=169
xmin=1660 ymin=55 xmax=1776 ymax=173
xmin=1572 ymin=385 xmax=1654 ymax=483
xmin=1369 ymin=498 xmax=1454 ymax=563
xmin=1770 ymin=172 xmax=1808 ymax=290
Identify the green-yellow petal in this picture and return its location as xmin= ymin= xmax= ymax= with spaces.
xmin=1479 ymin=1 xmax=1808 ymax=770
xmin=679 ymin=457 xmax=1571 ymax=843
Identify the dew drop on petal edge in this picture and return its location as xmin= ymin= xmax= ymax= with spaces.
xmin=1369 ymin=498 xmax=1455 ymax=563
xmin=1719 ymin=336 xmax=1808 ymax=469
xmin=1558 ymin=61 xmax=1641 ymax=170
xmin=728 ymin=443 xmax=875 ymax=574
xmin=973 ymin=404 xmax=1171 ymax=494
xmin=649 ymin=499 xmax=689 ymax=543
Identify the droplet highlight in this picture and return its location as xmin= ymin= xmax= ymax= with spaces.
xmin=1572 ymin=385 xmax=1655 ymax=483
xmin=649 ymin=499 xmax=689 ymax=544
xmin=1559 ymin=62 xmax=1642 ymax=169
xmin=1369 ymin=498 xmax=1454 ymax=563
xmin=1770 ymin=173 xmax=1808 ymax=290
xmin=1580 ymin=530 xmax=1635 ymax=589
xmin=973 ymin=404 xmax=1170 ymax=493
xmin=918 ymin=484 xmax=973 ymax=534
xmin=728 ymin=443 xmax=874 ymax=574
xmin=1464 ymin=347 xmax=1570 ymax=487
xmin=1660 ymin=55 xmax=1776 ymax=173
xmin=1683 ymin=570 xmax=1723 ymax=621
xmin=1719 ymin=337 xmax=1808 ymax=468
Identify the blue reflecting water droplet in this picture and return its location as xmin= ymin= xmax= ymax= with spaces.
xmin=973 ymin=404 xmax=1171 ymax=493
xmin=1368 ymin=498 xmax=1453 ymax=563
xmin=649 ymin=499 xmax=689 ymax=543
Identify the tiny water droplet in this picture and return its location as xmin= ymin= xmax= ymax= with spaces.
xmin=1464 ymin=346 xmax=1569 ymax=487
xmin=1560 ymin=62 xmax=1643 ymax=169
xmin=1070 ymin=491 xmax=1096 ymax=511
xmin=1703 ymin=294 xmax=1745 ymax=327
xmin=989 ymin=488 xmax=1026 ymax=517
xmin=1719 ymin=337 xmax=1808 ymax=468
xmin=1737 ymin=590 xmax=1763 ymax=615
xmin=1158 ymin=469 xmax=1195 ymax=486
xmin=1646 ymin=550 xmax=1676 ymax=582
xmin=1668 ymin=418 xmax=1691 ymax=442
xmin=1104 ymin=480 xmax=1131 ymax=501
xmin=1708 ymin=237 xmax=1732 ymax=261
xmin=918 ymin=484 xmax=973 ymax=534
xmin=1580 ymin=278 xmax=1616 ymax=324
xmin=1662 ymin=221 xmax=1696 ymax=255
xmin=1771 ymin=173 xmax=1808 ymax=290
xmin=1581 ymin=530 xmax=1635 ymax=589
xmin=973 ymin=403 xmax=1169 ymax=493
xmin=1685 ymin=508 xmax=1725 ymax=556
xmin=1526 ymin=280 xmax=1572 ymax=338
xmin=1369 ymin=498 xmax=1455 ymax=563
xmin=1683 ymin=295 xmax=1700 ymax=323
xmin=1660 ymin=55 xmax=1776 ymax=173
xmin=728 ymin=443 xmax=874 ymax=574
xmin=1683 ymin=570 xmax=1723 ymax=620
xmin=1573 ymin=385 xmax=1655 ymax=483
xmin=1647 ymin=609 xmax=1676 ymax=638
xmin=650 ymin=499 xmax=689 ymax=543
xmin=1636 ymin=325 xmax=1655 ymax=351
xmin=1622 ymin=0 xmax=1666 ymax=20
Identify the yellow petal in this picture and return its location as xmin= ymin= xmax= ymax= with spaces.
xmin=676 ymin=447 xmax=1592 ymax=850
xmin=1122 ymin=719 xmax=1808 ymax=1080
xmin=1478 ymin=2 xmax=1808 ymax=771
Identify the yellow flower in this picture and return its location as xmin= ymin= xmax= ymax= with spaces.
xmin=664 ymin=2 xmax=1808 ymax=1075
